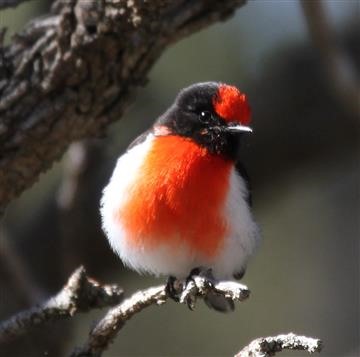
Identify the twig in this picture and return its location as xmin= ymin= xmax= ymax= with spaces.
xmin=0 ymin=265 xmax=322 ymax=357
xmin=0 ymin=266 xmax=124 ymax=344
xmin=72 ymin=278 xmax=250 ymax=356
xmin=235 ymin=333 xmax=323 ymax=357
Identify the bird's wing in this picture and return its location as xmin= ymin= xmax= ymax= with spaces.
xmin=235 ymin=160 xmax=252 ymax=207
xmin=233 ymin=161 xmax=252 ymax=281
xmin=127 ymin=129 xmax=152 ymax=151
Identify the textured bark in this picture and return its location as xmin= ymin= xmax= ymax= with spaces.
xmin=0 ymin=0 xmax=246 ymax=214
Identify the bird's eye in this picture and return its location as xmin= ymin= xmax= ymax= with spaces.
xmin=199 ymin=110 xmax=212 ymax=123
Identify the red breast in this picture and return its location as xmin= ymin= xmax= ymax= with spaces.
xmin=116 ymin=135 xmax=232 ymax=258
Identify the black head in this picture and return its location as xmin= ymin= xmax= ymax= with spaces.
xmin=156 ymin=82 xmax=252 ymax=161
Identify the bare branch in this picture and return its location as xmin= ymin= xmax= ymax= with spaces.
xmin=72 ymin=278 xmax=250 ymax=356
xmin=0 ymin=266 xmax=124 ymax=344
xmin=0 ymin=0 xmax=247 ymax=214
xmin=0 ymin=265 xmax=321 ymax=357
xmin=301 ymin=0 xmax=360 ymax=119
xmin=235 ymin=333 xmax=323 ymax=357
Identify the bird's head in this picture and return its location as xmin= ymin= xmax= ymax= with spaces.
xmin=156 ymin=82 xmax=252 ymax=160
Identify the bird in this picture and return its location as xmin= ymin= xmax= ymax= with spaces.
xmin=100 ymin=82 xmax=260 ymax=312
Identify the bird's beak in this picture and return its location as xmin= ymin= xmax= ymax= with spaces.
xmin=225 ymin=124 xmax=253 ymax=133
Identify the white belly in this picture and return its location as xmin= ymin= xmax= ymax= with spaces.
xmin=100 ymin=134 xmax=260 ymax=279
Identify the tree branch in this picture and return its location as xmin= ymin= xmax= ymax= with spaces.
xmin=71 ymin=277 xmax=250 ymax=356
xmin=235 ymin=333 xmax=322 ymax=357
xmin=0 ymin=0 xmax=247 ymax=214
xmin=0 ymin=266 xmax=322 ymax=357
xmin=0 ymin=266 xmax=124 ymax=343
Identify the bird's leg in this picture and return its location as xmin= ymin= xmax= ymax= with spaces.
xmin=186 ymin=267 xmax=235 ymax=312
xmin=186 ymin=267 xmax=216 ymax=283
xmin=180 ymin=267 xmax=207 ymax=310
xmin=186 ymin=266 xmax=216 ymax=286
xmin=188 ymin=267 xmax=202 ymax=279
xmin=182 ymin=267 xmax=218 ymax=311
xmin=165 ymin=275 xmax=181 ymax=302
xmin=198 ymin=268 xmax=237 ymax=312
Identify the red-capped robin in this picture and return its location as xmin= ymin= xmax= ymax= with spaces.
xmin=100 ymin=82 xmax=260 ymax=312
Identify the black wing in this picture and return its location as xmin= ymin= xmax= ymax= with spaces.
xmin=233 ymin=161 xmax=252 ymax=280
xmin=127 ymin=129 xmax=153 ymax=151
xmin=235 ymin=160 xmax=252 ymax=207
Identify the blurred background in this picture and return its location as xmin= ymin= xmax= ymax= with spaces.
xmin=0 ymin=0 xmax=359 ymax=356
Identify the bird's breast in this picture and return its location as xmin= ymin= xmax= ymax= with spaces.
xmin=116 ymin=135 xmax=232 ymax=258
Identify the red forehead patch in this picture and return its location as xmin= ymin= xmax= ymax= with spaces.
xmin=213 ymin=85 xmax=251 ymax=125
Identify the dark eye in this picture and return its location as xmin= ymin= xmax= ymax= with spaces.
xmin=199 ymin=110 xmax=212 ymax=123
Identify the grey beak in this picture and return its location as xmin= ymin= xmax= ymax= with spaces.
xmin=226 ymin=125 xmax=253 ymax=133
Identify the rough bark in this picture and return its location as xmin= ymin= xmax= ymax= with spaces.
xmin=0 ymin=0 xmax=246 ymax=214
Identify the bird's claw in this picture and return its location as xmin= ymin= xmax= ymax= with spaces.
xmin=181 ymin=267 xmax=217 ymax=310
xmin=166 ymin=268 xmax=220 ymax=310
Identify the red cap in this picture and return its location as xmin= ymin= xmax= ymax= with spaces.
xmin=213 ymin=84 xmax=251 ymax=125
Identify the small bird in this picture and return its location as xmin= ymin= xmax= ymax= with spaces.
xmin=100 ymin=82 xmax=260 ymax=311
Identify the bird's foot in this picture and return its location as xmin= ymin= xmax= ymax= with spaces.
xmin=165 ymin=268 xmax=212 ymax=309
xmin=166 ymin=268 xmax=248 ymax=312
xmin=185 ymin=267 xmax=235 ymax=312
xmin=180 ymin=267 xmax=216 ymax=311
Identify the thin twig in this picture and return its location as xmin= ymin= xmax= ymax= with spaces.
xmin=0 ymin=266 xmax=124 ymax=344
xmin=72 ymin=278 xmax=250 ymax=356
xmin=235 ymin=333 xmax=323 ymax=357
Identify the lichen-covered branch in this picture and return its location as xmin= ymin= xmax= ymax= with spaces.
xmin=71 ymin=277 xmax=250 ymax=356
xmin=0 ymin=0 xmax=247 ymax=214
xmin=0 ymin=266 xmax=124 ymax=343
xmin=235 ymin=333 xmax=323 ymax=357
